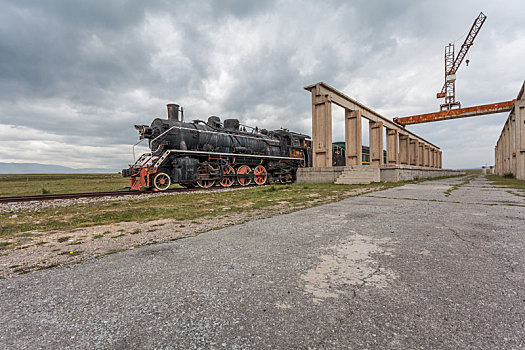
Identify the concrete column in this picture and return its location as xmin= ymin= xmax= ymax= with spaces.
xmin=345 ymin=109 xmax=362 ymax=166
xmin=489 ymin=165 xmax=495 ymax=174
xmin=510 ymin=115 xmax=516 ymax=174
xmin=505 ymin=123 xmax=511 ymax=174
xmin=409 ymin=139 xmax=419 ymax=166
xmin=497 ymin=141 xmax=502 ymax=175
xmin=438 ymin=151 xmax=442 ymax=168
xmin=418 ymin=143 xmax=424 ymax=167
xmin=369 ymin=121 xmax=384 ymax=166
xmin=481 ymin=166 xmax=487 ymax=175
xmin=429 ymin=149 xmax=435 ymax=168
xmin=497 ymin=143 xmax=500 ymax=175
xmin=423 ymin=145 xmax=429 ymax=167
xmin=386 ymin=128 xmax=399 ymax=165
xmin=501 ymin=128 xmax=504 ymax=173
xmin=312 ymin=93 xmax=332 ymax=167
xmin=499 ymin=138 xmax=503 ymax=175
xmin=516 ymin=101 xmax=525 ymax=180
xmin=399 ymin=135 xmax=409 ymax=165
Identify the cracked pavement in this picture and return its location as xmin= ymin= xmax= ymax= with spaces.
xmin=1 ymin=175 xmax=524 ymax=349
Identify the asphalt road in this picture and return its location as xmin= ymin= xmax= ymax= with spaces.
xmin=1 ymin=176 xmax=524 ymax=349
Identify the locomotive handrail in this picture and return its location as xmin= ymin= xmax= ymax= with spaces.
xmin=161 ymin=149 xmax=301 ymax=161
xmin=132 ymin=138 xmax=148 ymax=162
xmin=158 ymin=125 xmax=280 ymax=144
xmin=132 ymin=125 xmax=177 ymax=162
xmin=147 ymin=126 xmax=179 ymax=155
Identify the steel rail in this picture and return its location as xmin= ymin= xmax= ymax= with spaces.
xmin=0 ymin=184 xmax=270 ymax=204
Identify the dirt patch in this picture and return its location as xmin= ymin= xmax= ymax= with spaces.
xmin=301 ymin=232 xmax=397 ymax=304
xmin=0 ymin=188 xmax=374 ymax=278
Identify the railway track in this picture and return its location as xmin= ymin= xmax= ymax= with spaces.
xmin=0 ymin=184 xmax=270 ymax=204
xmin=0 ymin=187 xmax=216 ymax=204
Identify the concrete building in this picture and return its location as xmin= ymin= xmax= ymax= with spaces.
xmin=495 ymin=81 xmax=525 ymax=180
xmin=298 ymin=83 xmax=461 ymax=184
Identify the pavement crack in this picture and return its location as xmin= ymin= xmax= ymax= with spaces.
xmin=310 ymin=265 xmax=384 ymax=348
xmin=444 ymin=225 xmax=521 ymax=289
xmin=446 ymin=227 xmax=473 ymax=245
xmin=363 ymin=195 xmax=525 ymax=208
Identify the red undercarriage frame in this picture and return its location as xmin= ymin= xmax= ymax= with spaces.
xmin=128 ymin=153 xmax=161 ymax=191
xmin=129 ymin=167 xmax=159 ymax=191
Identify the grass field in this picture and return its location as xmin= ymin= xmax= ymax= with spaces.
xmin=0 ymin=182 xmax=400 ymax=238
xmin=0 ymin=174 xmax=130 ymax=197
xmin=461 ymin=169 xmax=483 ymax=175
xmin=485 ymin=174 xmax=525 ymax=190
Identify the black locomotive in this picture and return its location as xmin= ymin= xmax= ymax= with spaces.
xmin=123 ymin=104 xmax=311 ymax=190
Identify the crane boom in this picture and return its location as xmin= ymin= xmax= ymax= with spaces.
xmin=437 ymin=12 xmax=487 ymax=110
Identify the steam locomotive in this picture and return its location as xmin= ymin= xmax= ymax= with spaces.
xmin=122 ymin=104 xmax=312 ymax=191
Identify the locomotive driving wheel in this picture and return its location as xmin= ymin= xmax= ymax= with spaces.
xmin=153 ymin=172 xmax=171 ymax=191
xmin=220 ymin=165 xmax=235 ymax=187
xmin=253 ymin=165 xmax=267 ymax=185
xmin=197 ymin=164 xmax=216 ymax=188
xmin=236 ymin=165 xmax=252 ymax=186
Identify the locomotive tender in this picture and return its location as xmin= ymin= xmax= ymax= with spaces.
xmin=123 ymin=104 xmax=312 ymax=191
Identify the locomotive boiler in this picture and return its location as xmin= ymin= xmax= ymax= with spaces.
xmin=123 ymin=104 xmax=311 ymax=191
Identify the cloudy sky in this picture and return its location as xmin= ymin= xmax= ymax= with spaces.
xmin=1 ymin=0 xmax=524 ymax=170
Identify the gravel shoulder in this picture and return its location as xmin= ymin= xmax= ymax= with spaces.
xmin=0 ymin=186 xmax=373 ymax=278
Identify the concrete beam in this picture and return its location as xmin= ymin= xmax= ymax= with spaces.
xmin=304 ymin=82 xmax=439 ymax=149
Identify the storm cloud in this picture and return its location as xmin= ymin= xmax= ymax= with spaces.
xmin=0 ymin=0 xmax=524 ymax=169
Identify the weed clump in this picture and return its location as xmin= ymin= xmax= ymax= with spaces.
xmin=264 ymin=186 xmax=278 ymax=192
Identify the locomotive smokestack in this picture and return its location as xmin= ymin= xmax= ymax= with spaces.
xmin=167 ymin=104 xmax=180 ymax=121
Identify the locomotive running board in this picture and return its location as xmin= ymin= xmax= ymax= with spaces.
xmin=161 ymin=149 xmax=300 ymax=161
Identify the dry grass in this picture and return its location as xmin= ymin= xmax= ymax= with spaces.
xmin=1 ymin=183 xmax=387 ymax=238
xmin=461 ymin=169 xmax=483 ymax=175
xmin=485 ymin=175 xmax=525 ymax=190
xmin=0 ymin=174 xmax=129 ymax=197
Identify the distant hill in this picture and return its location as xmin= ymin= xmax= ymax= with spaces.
xmin=0 ymin=162 xmax=120 ymax=174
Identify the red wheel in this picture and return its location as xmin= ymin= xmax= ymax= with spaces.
xmin=220 ymin=165 xmax=235 ymax=187
xmin=236 ymin=165 xmax=252 ymax=186
xmin=253 ymin=165 xmax=267 ymax=185
xmin=197 ymin=164 xmax=216 ymax=188
xmin=153 ymin=172 xmax=171 ymax=191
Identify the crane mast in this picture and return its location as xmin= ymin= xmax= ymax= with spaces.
xmin=437 ymin=12 xmax=487 ymax=111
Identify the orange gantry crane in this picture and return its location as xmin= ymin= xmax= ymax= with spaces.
xmin=394 ymin=12 xmax=515 ymax=126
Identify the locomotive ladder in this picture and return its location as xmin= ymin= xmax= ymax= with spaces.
xmin=153 ymin=150 xmax=171 ymax=169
